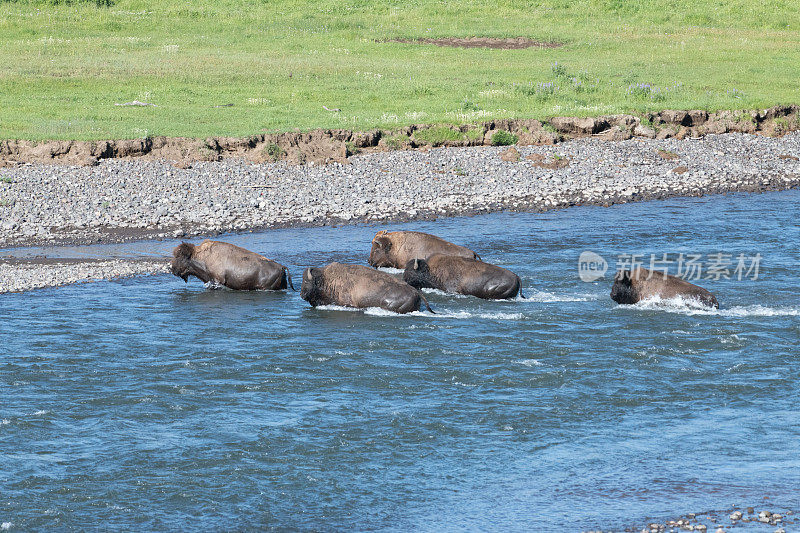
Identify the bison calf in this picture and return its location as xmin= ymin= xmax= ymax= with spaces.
xmin=403 ymin=254 xmax=522 ymax=300
xmin=610 ymin=267 xmax=719 ymax=308
xmin=368 ymin=230 xmax=479 ymax=269
xmin=170 ymin=240 xmax=293 ymax=291
xmin=301 ymin=262 xmax=433 ymax=314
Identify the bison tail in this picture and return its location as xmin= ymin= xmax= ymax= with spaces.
xmin=418 ymin=290 xmax=435 ymax=314
xmin=285 ymin=268 xmax=297 ymax=291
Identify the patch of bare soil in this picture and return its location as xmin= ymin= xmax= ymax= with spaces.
xmin=672 ymin=166 xmax=689 ymax=174
xmin=389 ymin=37 xmax=561 ymax=49
xmin=526 ymin=153 xmax=570 ymax=169
xmin=657 ymin=149 xmax=679 ymax=160
xmin=499 ymin=147 xmax=521 ymax=162
xmin=778 ymin=154 xmax=799 ymax=161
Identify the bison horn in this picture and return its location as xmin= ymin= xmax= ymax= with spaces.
xmin=413 ymin=259 xmax=419 ymax=270
xmin=304 ymin=269 xmax=313 ymax=281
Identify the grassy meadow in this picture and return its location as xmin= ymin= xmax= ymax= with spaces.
xmin=0 ymin=0 xmax=799 ymax=140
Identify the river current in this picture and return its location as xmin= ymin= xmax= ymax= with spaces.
xmin=1 ymin=190 xmax=798 ymax=530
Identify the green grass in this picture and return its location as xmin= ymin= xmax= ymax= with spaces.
xmin=0 ymin=0 xmax=799 ymax=140
xmin=413 ymin=125 xmax=482 ymax=146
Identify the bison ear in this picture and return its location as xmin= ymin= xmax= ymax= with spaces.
xmin=374 ymin=236 xmax=391 ymax=250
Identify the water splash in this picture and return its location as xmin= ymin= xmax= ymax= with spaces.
xmin=515 ymin=290 xmax=593 ymax=303
xmin=619 ymin=296 xmax=800 ymax=317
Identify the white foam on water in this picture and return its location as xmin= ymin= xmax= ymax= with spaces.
xmin=421 ymin=288 xmax=470 ymax=298
xmin=426 ymin=309 xmax=525 ymax=320
xmin=720 ymin=334 xmax=742 ymax=344
xmin=515 ymin=290 xmax=592 ymax=303
xmin=1 ymin=419 xmax=9 ymax=425
xmin=377 ymin=267 xmax=404 ymax=275
xmin=1 ymin=522 xmax=12 ymax=531
xmin=31 ymin=410 xmax=50 ymax=416
xmin=620 ymin=296 xmax=800 ymax=317
xmin=717 ymin=305 xmax=800 ymax=317
xmin=727 ymin=362 xmax=746 ymax=372
xmin=514 ymin=358 xmax=544 ymax=367
xmin=314 ymin=304 xmax=363 ymax=313
xmin=316 ymin=304 xmax=522 ymax=320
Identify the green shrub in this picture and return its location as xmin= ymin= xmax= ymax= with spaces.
xmin=345 ymin=141 xmax=360 ymax=156
xmin=265 ymin=143 xmax=285 ymax=161
xmin=491 ymin=131 xmax=518 ymax=146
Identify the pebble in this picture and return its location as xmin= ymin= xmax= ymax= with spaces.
xmin=644 ymin=507 xmax=797 ymax=533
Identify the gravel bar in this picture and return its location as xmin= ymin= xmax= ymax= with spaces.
xmin=0 ymin=259 xmax=168 ymax=293
xmin=1 ymin=132 xmax=799 ymax=292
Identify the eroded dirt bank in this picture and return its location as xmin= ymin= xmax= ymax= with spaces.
xmin=1 ymin=106 xmax=798 ymax=168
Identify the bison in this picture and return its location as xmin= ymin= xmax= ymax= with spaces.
xmin=610 ymin=267 xmax=719 ymax=308
xmin=300 ymin=262 xmax=433 ymax=314
xmin=403 ymin=254 xmax=523 ymax=300
xmin=170 ymin=240 xmax=294 ymax=291
xmin=368 ymin=230 xmax=479 ymax=269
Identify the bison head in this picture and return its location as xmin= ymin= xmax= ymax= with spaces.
xmin=368 ymin=234 xmax=393 ymax=267
xmin=610 ymin=269 xmax=636 ymax=304
xmin=170 ymin=242 xmax=196 ymax=282
xmin=300 ymin=267 xmax=326 ymax=306
xmin=403 ymin=258 xmax=436 ymax=290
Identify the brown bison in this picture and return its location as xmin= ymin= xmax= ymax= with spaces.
xmin=300 ymin=262 xmax=433 ymax=314
xmin=403 ymin=254 xmax=523 ymax=300
xmin=610 ymin=267 xmax=719 ymax=308
xmin=368 ymin=230 xmax=479 ymax=269
xmin=170 ymin=240 xmax=294 ymax=291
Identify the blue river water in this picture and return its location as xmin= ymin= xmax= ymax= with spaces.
xmin=1 ymin=190 xmax=799 ymax=531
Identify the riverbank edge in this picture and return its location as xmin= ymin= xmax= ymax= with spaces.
xmin=3 ymin=170 xmax=799 ymax=250
xmin=1 ymin=105 xmax=798 ymax=168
